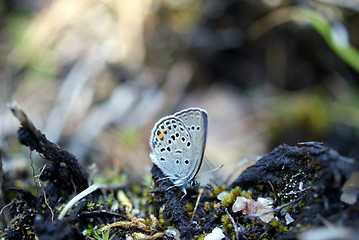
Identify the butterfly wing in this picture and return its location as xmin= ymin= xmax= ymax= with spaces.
xmin=149 ymin=116 xmax=197 ymax=186
xmin=174 ymin=108 xmax=208 ymax=178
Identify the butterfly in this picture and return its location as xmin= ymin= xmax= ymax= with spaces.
xmin=149 ymin=108 xmax=208 ymax=198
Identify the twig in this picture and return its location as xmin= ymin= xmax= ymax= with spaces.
xmin=8 ymin=102 xmax=43 ymax=140
xmin=8 ymin=101 xmax=89 ymax=192
xmin=35 ymin=163 xmax=54 ymax=221
xmin=58 ymin=183 xmax=105 ymax=220
xmin=190 ymin=188 xmax=204 ymax=223
xmin=266 ymin=180 xmax=277 ymax=202
xmin=259 ymin=231 xmax=268 ymax=240
xmin=225 ymin=208 xmax=240 ymax=240
xmin=0 ymin=202 xmax=12 ymax=215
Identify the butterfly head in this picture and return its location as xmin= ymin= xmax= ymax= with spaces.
xmin=189 ymin=178 xmax=199 ymax=188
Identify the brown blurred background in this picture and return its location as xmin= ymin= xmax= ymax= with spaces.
xmin=0 ymin=0 xmax=359 ymax=189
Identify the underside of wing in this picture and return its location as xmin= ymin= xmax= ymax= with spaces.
xmin=149 ymin=116 xmax=196 ymax=183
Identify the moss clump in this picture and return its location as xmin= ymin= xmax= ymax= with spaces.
xmin=87 ymin=201 xmax=96 ymax=210
xmin=221 ymin=214 xmax=231 ymax=225
xmin=222 ymin=192 xmax=236 ymax=208
xmin=204 ymin=203 xmax=210 ymax=211
xmin=270 ymin=219 xmax=280 ymax=227
xmin=221 ymin=214 xmax=234 ymax=234
xmin=196 ymin=234 xmax=206 ymax=240
xmin=222 ymin=186 xmax=246 ymax=208
xmin=211 ymin=184 xmax=227 ymax=199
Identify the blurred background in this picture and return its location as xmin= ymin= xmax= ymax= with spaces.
xmin=0 ymin=0 xmax=359 ymax=189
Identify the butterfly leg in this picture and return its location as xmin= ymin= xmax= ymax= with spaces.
xmin=156 ymin=176 xmax=171 ymax=184
xmin=165 ymin=185 xmax=187 ymax=200
xmin=166 ymin=185 xmax=177 ymax=190
xmin=180 ymin=188 xmax=187 ymax=201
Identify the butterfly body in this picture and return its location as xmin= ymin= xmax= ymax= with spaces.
xmin=149 ymin=108 xmax=208 ymax=196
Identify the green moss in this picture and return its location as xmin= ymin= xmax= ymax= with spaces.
xmin=212 ymin=184 xmax=227 ymax=198
xmin=270 ymin=219 xmax=280 ymax=227
xmin=186 ymin=203 xmax=194 ymax=212
xmin=142 ymin=174 xmax=153 ymax=186
xmin=146 ymin=218 xmax=152 ymax=226
xmin=213 ymin=202 xmax=221 ymax=210
xmin=106 ymin=197 xmax=113 ymax=206
xmin=298 ymin=200 xmax=306 ymax=207
xmin=87 ymin=201 xmax=96 ymax=210
xmin=243 ymin=190 xmax=253 ymax=199
xmin=143 ymin=188 xmax=153 ymax=202
xmin=257 ymin=184 xmax=264 ymax=191
xmin=222 ymin=187 xmax=246 ymax=208
xmin=130 ymin=185 xmax=141 ymax=195
xmin=196 ymin=234 xmax=206 ymax=240
xmin=231 ymin=186 xmax=241 ymax=196
xmin=221 ymin=214 xmax=230 ymax=225
xmin=148 ymin=205 xmax=154 ymax=213
xmin=85 ymin=228 xmax=93 ymax=236
xmin=159 ymin=218 xmax=165 ymax=224
xmin=204 ymin=203 xmax=210 ymax=211
xmin=93 ymin=227 xmax=115 ymax=240
xmin=159 ymin=206 xmax=164 ymax=217
xmin=222 ymin=192 xmax=235 ymax=208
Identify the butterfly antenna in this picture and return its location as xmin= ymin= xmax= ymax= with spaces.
xmin=197 ymin=165 xmax=223 ymax=177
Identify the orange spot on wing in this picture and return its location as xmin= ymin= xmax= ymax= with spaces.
xmin=158 ymin=132 xmax=163 ymax=140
